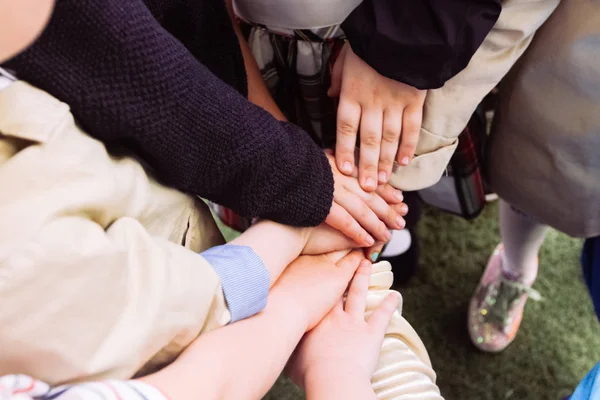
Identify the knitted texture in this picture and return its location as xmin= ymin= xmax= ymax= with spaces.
xmin=4 ymin=0 xmax=333 ymax=227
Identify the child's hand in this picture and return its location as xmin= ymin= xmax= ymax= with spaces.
xmin=287 ymin=263 xmax=400 ymax=389
xmin=329 ymin=42 xmax=426 ymax=191
xmin=301 ymin=223 xmax=386 ymax=263
xmin=270 ymin=250 xmax=370 ymax=332
xmin=325 ymin=152 xmax=407 ymax=246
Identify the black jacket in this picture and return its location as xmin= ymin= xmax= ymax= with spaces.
xmin=343 ymin=0 xmax=502 ymax=89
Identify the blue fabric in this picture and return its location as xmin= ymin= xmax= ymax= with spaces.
xmin=570 ymin=237 xmax=600 ymax=399
xmin=201 ymin=245 xmax=270 ymax=323
xmin=570 ymin=362 xmax=600 ymax=400
xmin=582 ymin=236 xmax=600 ymax=321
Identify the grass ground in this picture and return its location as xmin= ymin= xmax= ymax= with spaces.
xmin=218 ymin=203 xmax=600 ymax=400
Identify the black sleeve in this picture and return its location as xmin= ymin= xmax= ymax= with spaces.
xmin=341 ymin=0 xmax=502 ymax=89
xmin=4 ymin=0 xmax=333 ymax=227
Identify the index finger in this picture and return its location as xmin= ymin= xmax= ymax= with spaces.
xmin=325 ymin=202 xmax=375 ymax=247
xmin=358 ymin=109 xmax=383 ymax=192
xmin=345 ymin=261 xmax=372 ymax=317
xmin=336 ymin=99 xmax=361 ymax=175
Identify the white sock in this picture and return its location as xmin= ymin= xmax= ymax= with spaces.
xmin=499 ymin=200 xmax=548 ymax=284
xmin=381 ymin=229 xmax=412 ymax=258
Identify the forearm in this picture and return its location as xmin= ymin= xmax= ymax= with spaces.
xmin=230 ymin=220 xmax=306 ymax=284
xmin=6 ymin=0 xmax=333 ymax=227
xmin=225 ymin=0 xmax=286 ymax=120
xmin=421 ymin=0 xmax=559 ymax=139
xmin=139 ymin=297 xmax=306 ymax=400
xmin=387 ymin=0 xmax=558 ymax=192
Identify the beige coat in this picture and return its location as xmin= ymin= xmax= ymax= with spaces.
xmin=0 ymin=81 xmax=445 ymax=399
xmin=0 ymin=81 xmax=228 ymax=385
xmin=488 ymin=0 xmax=600 ymax=237
xmin=390 ymin=0 xmax=560 ymax=191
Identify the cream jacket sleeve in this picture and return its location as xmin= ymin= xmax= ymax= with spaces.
xmin=367 ymin=262 xmax=443 ymax=399
xmin=0 ymin=81 xmax=268 ymax=385
xmin=389 ymin=0 xmax=560 ymax=191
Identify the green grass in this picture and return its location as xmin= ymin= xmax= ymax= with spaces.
xmin=217 ymin=203 xmax=600 ymax=399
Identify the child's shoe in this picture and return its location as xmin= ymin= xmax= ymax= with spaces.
xmin=468 ymin=244 xmax=541 ymax=352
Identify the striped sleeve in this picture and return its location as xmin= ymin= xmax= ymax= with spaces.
xmin=0 ymin=376 xmax=167 ymax=400
xmin=200 ymin=244 xmax=270 ymax=323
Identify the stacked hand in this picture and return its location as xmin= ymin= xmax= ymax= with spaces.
xmin=270 ymin=250 xmax=370 ymax=331
xmin=324 ymin=152 xmax=407 ymax=248
xmin=287 ymin=262 xmax=400 ymax=397
xmin=329 ymin=42 xmax=426 ymax=191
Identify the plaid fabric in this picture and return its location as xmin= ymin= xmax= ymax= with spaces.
xmin=419 ymin=107 xmax=488 ymax=219
xmin=447 ymin=106 xmax=487 ymax=217
xmin=241 ymin=21 xmax=346 ymax=147
xmin=213 ymin=21 xmax=488 ymax=231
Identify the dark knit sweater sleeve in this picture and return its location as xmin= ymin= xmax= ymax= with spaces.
xmin=4 ymin=0 xmax=333 ymax=227
xmin=342 ymin=0 xmax=501 ymax=90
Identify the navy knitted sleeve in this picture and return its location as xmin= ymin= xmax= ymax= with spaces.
xmin=4 ymin=0 xmax=333 ymax=227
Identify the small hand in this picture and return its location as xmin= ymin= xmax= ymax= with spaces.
xmin=301 ymin=223 xmax=388 ymax=258
xmin=287 ymin=263 xmax=400 ymax=389
xmin=329 ymin=42 xmax=426 ymax=191
xmin=325 ymin=152 xmax=407 ymax=246
xmin=270 ymin=250 xmax=370 ymax=332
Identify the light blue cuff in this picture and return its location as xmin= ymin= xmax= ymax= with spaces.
xmin=201 ymin=245 xmax=270 ymax=323
xmin=570 ymin=361 xmax=600 ymax=400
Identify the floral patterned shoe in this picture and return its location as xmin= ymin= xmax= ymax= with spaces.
xmin=468 ymin=244 xmax=541 ymax=352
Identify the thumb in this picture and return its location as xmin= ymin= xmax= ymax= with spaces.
xmin=323 ymin=249 xmax=353 ymax=264
xmin=327 ymin=44 xmax=346 ymax=98
xmin=334 ymin=251 xmax=369 ymax=287
xmin=368 ymin=292 xmax=401 ymax=334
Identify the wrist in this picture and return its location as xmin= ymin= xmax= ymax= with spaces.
xmin=232 ymin=220 xmax=307 ymax=283
xmin=304 ymin=363 xmax=371 ymax=384
xmin=252 ymin=220 xmax=307 ymax=253
xmin=297 ymin=226 xmax=311 ymax=252
xmin=267 ymin=281 xmax=312 ymax=332
xmin=304 ymin=365 xmax=375 ymax=399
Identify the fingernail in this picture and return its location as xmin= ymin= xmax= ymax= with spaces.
xmin=401 ymin=204 xmax=409 ymax=215
xmin=385 ymin=230 xmax=392 ymax=241
xmin=365 ymin=235 xmax=375 ymax=246
xmin=365 ymin=177 xmax=376 ymax=189
xmin=397 ymin=216 xmax=406 ymax=229
xmin=342 ymin=161 xmax=353 ymax=174
xmin=370 ymin=252 xmax=380 ymax=262
xmin=394 ymin=190 xmax=404 ymax=201
xmin=378 ymin=171 xmax=387 ymax=183
xmin=401 ymin=156 xmax=410 ymax=166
